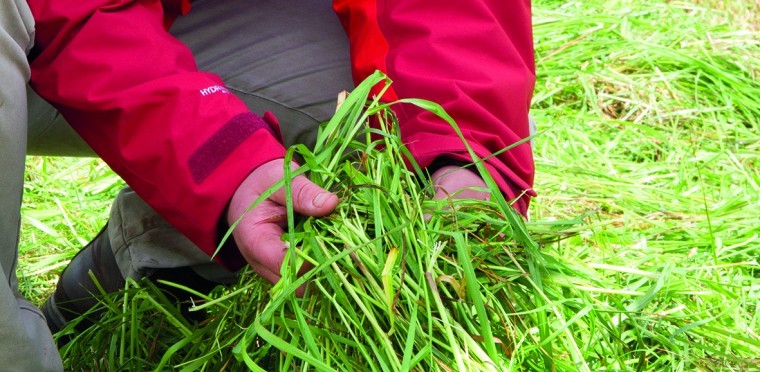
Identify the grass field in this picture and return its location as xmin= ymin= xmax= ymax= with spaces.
xmin=18 ymin=0 xmax=758 ymax=370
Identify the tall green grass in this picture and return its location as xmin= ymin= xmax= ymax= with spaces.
xmin=19 ymin=0 xmax=758 ymax=370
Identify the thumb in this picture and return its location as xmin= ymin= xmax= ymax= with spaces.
xmin=271 ymin=175 xmax=339 ymax=217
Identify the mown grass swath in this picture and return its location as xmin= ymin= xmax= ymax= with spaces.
xmin=529 ymin=1 xmax=759 ymax=370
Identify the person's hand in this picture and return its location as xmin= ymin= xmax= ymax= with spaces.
xmin=226 ymin=161 xmax=482 ymax=289
xmin=227 ymin=159 xmax=338 ymax=288
xmin=430 ymin=165 xmax=489 ymax=202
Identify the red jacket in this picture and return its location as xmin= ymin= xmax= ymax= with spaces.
xmin=27 ymin=0 xmax=536 ymax=270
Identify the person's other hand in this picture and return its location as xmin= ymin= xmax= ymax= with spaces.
xmin=227 ymin=159 xmax=338 ymax=288
xmin=430 ymin=165 xmax=489 ymax=202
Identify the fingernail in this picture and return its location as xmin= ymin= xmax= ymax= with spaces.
xmin=313 ymin=192 xmax=330 ymax=208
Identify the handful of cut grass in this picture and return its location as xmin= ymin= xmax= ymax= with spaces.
xmin=231 ymin=71 xmax=548 ymax=371
xmin=60 ymin=72 xmax=587 ymax=370
xmin=222 ymin=71 xmax=553 ymax=371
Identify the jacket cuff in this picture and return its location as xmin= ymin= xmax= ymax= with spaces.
xmin=183 ymin=112 xmax=286 ymax=271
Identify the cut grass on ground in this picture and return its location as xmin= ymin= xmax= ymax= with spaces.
xmin=18 ymin=0 xmax=758 ymax=370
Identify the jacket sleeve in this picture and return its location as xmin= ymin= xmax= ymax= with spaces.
xmin=27 ymin=0 xmax=286 ymax=270
xmin=333 ymin=0 xmax=537 ymax=215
